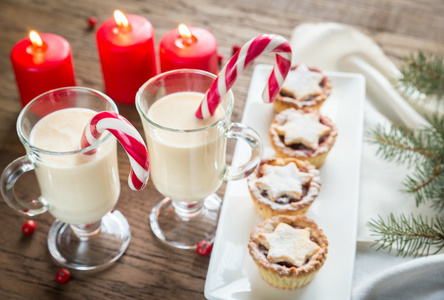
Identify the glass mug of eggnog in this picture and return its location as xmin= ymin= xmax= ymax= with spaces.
xmin=0 ymin=87 xmax=130 ymax=271
xmin=136 ymin=69 xmax=262 ymax=249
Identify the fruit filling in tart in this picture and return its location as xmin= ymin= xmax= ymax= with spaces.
xmin=274 ymin=64 xmax=332 ymax=112
xmin=281 ymin=65 xmax=327 ymax=99
xmin=269 ymin=108 xmax=337 ymax=168
xmin=273 ymin=109 xmax=332 ymax=153
xmin=247 ymin=158 xmax=320 ymax=219
xmin=254 ymin=162 xmax=311 ymax=204
xmin=257 ymin=223 xmax=320 ymax=268
xmin=248 ymin=215 xmax=328 ymax=289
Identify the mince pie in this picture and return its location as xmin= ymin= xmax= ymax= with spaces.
xmin=273 ymin=64 xmax=332 ymax=113
xmin=269 ymin=108 xmax=337 ymax=168
xmin=248 ymin=215 xmax=328 ymax=289
xmin=247 ymin=158 xmax=320 ymax=219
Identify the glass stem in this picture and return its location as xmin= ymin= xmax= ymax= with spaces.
xmin=70 ymin=220 xmax=102 ymax=240
xmin=172 ymin=199 xmax=204 ymax=220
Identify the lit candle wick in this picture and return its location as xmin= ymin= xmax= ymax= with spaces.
xmin=178 ymin=24 xmax=195 ymax=46
xmin=29 ymin=30 xmax=43 ymax=49
xmin=114 ymin=10 xmax=131 ymax=32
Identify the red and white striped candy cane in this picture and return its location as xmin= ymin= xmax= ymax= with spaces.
xmin=195 ymin=34 xmax=292 ymax=119
xmin=80 ymin=111 xmax=150 ymax=191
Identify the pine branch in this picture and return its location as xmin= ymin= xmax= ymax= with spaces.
xmin=366 ymin=52 xmax=444 ymax=257
xmin=403 ymin=163 xmax=444 ymax=210
xmin=366 ymin=124 xmax=439 ymax=167
xmin=368 ymin=213 xmax=444 ymax=257
xmin=367 ymin=117 xmax=444 ymax=211
xmin=425 ymin=114 xmax=444 ymax=149
xmin=398 ymin=51 xmax=444 ymax=101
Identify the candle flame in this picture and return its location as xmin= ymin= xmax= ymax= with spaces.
xmin=114 ymin=10 xmax=129 ymax=28
xmin=29 ymin=30 xmax=43 ymax=47
xmin=178 ymin=24 xmax=192 ymax=39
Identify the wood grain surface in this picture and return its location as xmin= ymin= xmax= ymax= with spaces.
xmin=0 ymin=0 xmax=443 ymax=299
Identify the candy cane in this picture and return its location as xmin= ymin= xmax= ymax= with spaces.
xmin=195 ymin=34 xmax=292 ymax=119
xmin=80 ymin=111 xmax=150 ymax=191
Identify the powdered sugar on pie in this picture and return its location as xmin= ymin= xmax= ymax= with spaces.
xmin=282 ymin=64 xmax=324 ymax=99
xmin=273 ymin=109 xmax=331 ymax=149
xmin=254 ymin=162 xmax=312 ymax=201
xmin=257 ymin=223 xmax=320 ymax=267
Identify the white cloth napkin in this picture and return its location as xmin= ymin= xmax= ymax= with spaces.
xmin=289 ymin=22 xmax=444 ymax=299
xmin=353 ymin=247 xmax=444 ymax=300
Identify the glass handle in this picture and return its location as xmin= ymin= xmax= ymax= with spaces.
xmin=0 ymin=156 xmax=48 ymax=216
xmin=222 ymin=122 xmax=262 ymax=181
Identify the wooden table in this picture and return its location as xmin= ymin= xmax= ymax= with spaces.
xmin=0 ymin=0 xmax=443 ymax=298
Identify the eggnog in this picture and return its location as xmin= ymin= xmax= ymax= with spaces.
xmin=144 ymin=92 xmax=226 ymax=203
xmin=30 ymin=108 xmax=120 ymax=225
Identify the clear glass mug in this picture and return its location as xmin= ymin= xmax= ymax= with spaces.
xmin=0 ymin=87 xmax=130 ymax=271
xmin=136 ymin=69 xmax=262 ymax=249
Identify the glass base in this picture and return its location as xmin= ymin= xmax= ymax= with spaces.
xmin=150 ymin=194 xmax=222 ymax=249
xmin=47 ymin=210 xmax=131 ymax=271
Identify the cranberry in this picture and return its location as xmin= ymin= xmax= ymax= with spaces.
xmin=231 ymin=44 xmax=241 ymax=56
xmin=55 ymin=269 xmax=71 ymax=284
xmin=87 ymin=16 xmax=98 ymax=28
xmin=196 ymin=240 xmax=212 ymax=256
xmin=217 ymin=53 xmax=224 ymax=67
xmin=22 ymin=220 xmax=37 ymax=236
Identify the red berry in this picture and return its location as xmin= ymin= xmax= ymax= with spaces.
xmin=87 ymin=16 xmax=97 ymax=28
xmin=22 ymin=220 xmax=37 ymax=236
xmin=231 ymin=44 xmax=241 ymax=55
xmin=217 ymin=53 xmax=224 ymax=67
xmin=196 ymin=240 xmax=212 ymax=256
xmin=55 ymin=269 xmax=71 ymax=284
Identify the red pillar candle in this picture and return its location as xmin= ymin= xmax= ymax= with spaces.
xmin=10 ymin=31 xmax=76 ymax=107
xmin=159 ymin=24 xmax=218 ymax=74
xmin=96 ymin=10 xmax=158 ymax=105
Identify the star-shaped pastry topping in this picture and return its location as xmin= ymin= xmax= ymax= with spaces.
xmin=257 ymin=223 xmax=320 ymax=267
xmin=254 ymin=162 xmax=312 ymax=201
xmin=282 ymin=64 xmax=324 ymax=99
xmin=274 ymin=110 xmax=331 ymax=149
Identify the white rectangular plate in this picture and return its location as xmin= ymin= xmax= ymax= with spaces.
xmin=205 ymin=64 xmax=365 ymax=300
